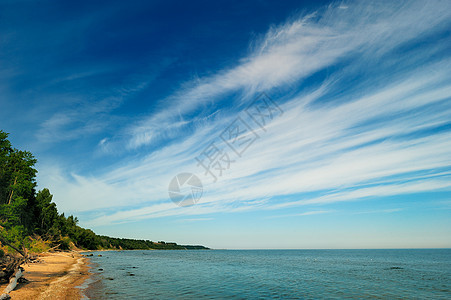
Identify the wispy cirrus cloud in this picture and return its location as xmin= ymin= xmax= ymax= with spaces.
xmin=37 ymin=0 xmax=451 ymax=227
xmin=114 ymin=0 xmax=451 ymax=150
xmin=34 ymin=80 xmax=148 ymax=146
xmin=266 ymin=210 xmax=333 ymax=219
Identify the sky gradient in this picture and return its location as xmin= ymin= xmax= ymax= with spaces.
xmin=1 ymin=0 xmax=450 ymax=249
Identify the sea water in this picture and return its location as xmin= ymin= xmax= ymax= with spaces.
xmin=83 ymin=249 xmax=451 ymax=299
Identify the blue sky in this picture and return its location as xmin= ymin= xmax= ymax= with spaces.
xmin=1 ymin=0 xmax=450 ymax=249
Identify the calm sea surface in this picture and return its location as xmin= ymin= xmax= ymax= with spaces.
xmin=82 ymin=249 xmax=451 ymax=299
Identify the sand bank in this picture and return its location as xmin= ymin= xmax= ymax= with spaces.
xmin=0 ymin=252 xmax=90 ymax=299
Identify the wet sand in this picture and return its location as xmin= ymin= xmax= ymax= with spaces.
xmin=0 ymin=252 xmax=90 ymax=299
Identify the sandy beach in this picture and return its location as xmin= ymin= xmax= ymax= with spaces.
xmin=0 ymin=252 xmax=90 ymax=299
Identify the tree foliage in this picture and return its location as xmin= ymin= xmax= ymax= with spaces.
xmin=0 ymin=130 xmax=208 ymax=252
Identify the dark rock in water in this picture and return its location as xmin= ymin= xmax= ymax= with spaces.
xmin=389 ymin=266 xmax=403 ymax=270
xmin=132 ymin=266 xmax=137 ymax=268
xmin=87 ymin=253 xmax=94 ymax=257
xmin=106 ymin=277 xmax=114 ymax=280
xmin=129 ymin=273 xmax=135 ymax=276
xmin=98 ymin=268 xmax=104 ymax=271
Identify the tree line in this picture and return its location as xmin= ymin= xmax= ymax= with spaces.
xmin=0 ymin=130 xmax=208 ymax=253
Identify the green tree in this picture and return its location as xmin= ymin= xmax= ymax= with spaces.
xmin=0 ymin=130 xmax=207 ymax=252
xmin=0 ymin=131 xmax=13 ymax=205
xmin=4 ymin=149 xmax=37 ymax=205
xmin=35 ymin=189 xmax=59 ymax=235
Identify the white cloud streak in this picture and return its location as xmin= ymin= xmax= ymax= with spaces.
xmin=122 ymin=0 xmax=451 ymax=150
xmin=37 ymin=0 xmax=451 ymax=226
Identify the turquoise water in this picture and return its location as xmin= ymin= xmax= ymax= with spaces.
xmin=84 ymin=249 xmax=451 ymax=299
